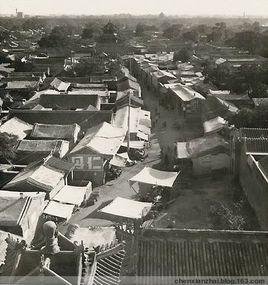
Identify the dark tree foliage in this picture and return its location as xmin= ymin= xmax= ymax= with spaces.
xmin=230 ymin=107 xmax=268 ymax=128
xmin=163 ymin=24 xmax=183 ymax=39
xmin=38 ymin=25 xmax=72 ymax=47
xmin=0 ymin=30 xmax=10 ymax=41
xmin=22 ymin=17 xmax=44 ymax=30
xmin=173 ymin=47 xmax=191 ymax=63
xmin=182 ymin=30 xmax=198 ymax=42
xmin=102 ymin=22 xmax=117 ymax=35
xmin=0 ymin=133 xmax=18 ymax=162
xmin=81 ymin=25 xmax=94 ymax=39
xmin=227 ymin=30 xmax=260 ymax=54
xmin=135 ymin=23 xmax=158 ymax=36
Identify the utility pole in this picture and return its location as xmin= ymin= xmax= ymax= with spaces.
xmin=127 ymin=91 xmax=131 ymax=152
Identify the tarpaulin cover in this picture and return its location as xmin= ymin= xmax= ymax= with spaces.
xmin=129 ymin=167 xmax=179 ymax=187
xmin=100 ymin=197 xmax=152 ymax=219
xmin=43 ymin=201 xmax=74 ymax=220
xmin=53 ymin=185 xmax=89 ymax=206
xmin=110 ymin=154 xmax=127 ymax=168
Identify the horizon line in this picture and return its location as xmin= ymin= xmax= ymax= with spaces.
xmin=1 ymin=12 xmax=268 ymax=18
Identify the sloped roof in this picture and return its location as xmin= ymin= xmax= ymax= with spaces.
xmin=30 ymin=123 xmax=81 ymax=141
xmin=39 ymin=94 xmax=100 ymax=110
xmin=68 ymin=89 xmax=108 ymax=97
xmin=0 ymin=191 xmax=45 ymax=227
xmin=17 ymin=139 xmax=69 ymax=153
xmin=177 ymin=134 xmax=229 ymax=159
xmin=0 ymin=230 xmax=22 ymax=266
xmin=240 ymin=128 xmax=268 ymax=139
xmin=151 ymin=70 xmax=176 ymax=80
xmin=50 ymin=78 xmax=71 ymax=92
xmin=43 ymin=201 xmax=74 ymax=220
xmin=100 ymin=197 xmax=152 ymax=220
xmin=16 ymin=140 xmax=70 ymax=163
xmin=244 ymin=138 xmax=268 ymax=154
xmin=4 ymin=157 xmax=73 ymax=193
xmin=0 ymin=63 xmax=15 ymax=74
xmin=129 ymin=167 xmax=179 ymax=187
xmin=113 ymin=106 xmax=142 ymax=133
xmin=6 ymin=81 xmax=38 ymax=90
xmin=9 ymin=110 xmax=112 ymax=127
xmin=0 ymin=117 xmax=33 ymax=140
xmin=169 ymin=84 xmax=205 ymax=102
xmin=70 ymin=122 xmax=126 ymax=157
xmin=137 ymin=229 xmax=268 ymax=277
xmin=116 ymin=92 xmax=144 ymax=108
xmin=203 ymin=116 xmax=227 ymax=135
xmin=258 ymin=156 xmax=268 ymax=181
xmin=252 ymin=98 xmax=268 ymax=107
xmin=215 ymin=57 xmax=227 ymax=65
xmin=53 ymin=185 xmax=89 ymax=206
xmin=117 ymin=78 xmax=140 ymax=92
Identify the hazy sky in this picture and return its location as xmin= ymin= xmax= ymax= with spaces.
xmin=0 ymin=0 xmax=268 ymax=16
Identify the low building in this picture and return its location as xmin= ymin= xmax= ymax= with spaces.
xmin=15 ymin=139 xmax=70 ymax=164
xmin=30 ymin=123 xmax=81 ymax=143
xmin=8 ymin=109 xmax=113 ymax=131
xmin=160 ymin=83 xmax=206 ymax=119
xmin=176 ymin=134 xmax=230 ymax=175
xmin=68 ymin=122 xmax=126 ymax=186
xmin=131 ymin=228 xmax=268 ymax=278
xmin=3 ymin=156 xmax=74 ymax=199
xmin=2 ymin=221 xmax=126 ymax=285
xmin=0 ymin=191 xmax=46 ymax=243
xmin=238 ymin=136 xmax=268 ymax=230
xmin=113 ymin=106 xmax=151 ymax=144
xmin=37 ymin=94 xmax=101 ymax=110
xmin=203 ymin=116 xmax=228 ymax=136
xmin=117 ymin=77 xmax=141 ymax=98
xmin=0 ymin=117 xmax=33 ymax=140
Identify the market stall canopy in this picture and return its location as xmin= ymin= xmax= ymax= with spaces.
xmin=53 ymin=184 xmax=91 ymax=206
xmin=129 ymin=167 xmax=179 ymax=187
xmin=43 ymin=201 xmax=74 ymax=221
xmin=110 ymin=154 xmax=128 ymax=168
xmin=100 ymin=197 xmax=152 ymax=220
xmin=121 ymin=141 xmax=145 ymax=149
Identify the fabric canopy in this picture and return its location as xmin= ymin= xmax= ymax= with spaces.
xmin=53 ymin=185 xmax=89 ymax=206
xmin=100 ymin=197 xmax=152 ymax=220
xmin=121 ymin=141 xmax=145 ymax=149
xmin=129 ymin=167 xmax=179 ymax=187
xmin=43 ymin=201 xmax=74 ymax=220
xmin=110 ymin=154 xmax=127 ymax=168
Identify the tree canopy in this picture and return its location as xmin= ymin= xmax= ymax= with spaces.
xmin=0 ymin=133 xmax=18 ymax=163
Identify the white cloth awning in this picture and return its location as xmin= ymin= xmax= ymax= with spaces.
xmin=43 ymin=201 xmax=74 ymax=220
xmin=110 ymin=154 xmax=127 ymax=168
xmin=129 ymin=167 xmax=179 ymax=187
xmin=122 ymin=141 xmax=145 ymax=149
xmin=100 ymin=197 xmax=152 ymax=219
xmin=53 ymin=185 xmax=89 ymax=206
xmin=137 ymin=131 xmax=149 ymax=141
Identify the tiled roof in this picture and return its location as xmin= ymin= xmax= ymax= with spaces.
xmin=244 ymin=138 xmax=268 ymax=154
xmin=30 ymin=123 xmax=81 ymax=142
xmin=137 ymin=230 xmax=268 ymax=278
xmin=240 ymin=128 xmax=268 ymax=139
xmin=93 ymin=243 xmax=126 ymax=285
xmin=257 ymin=156 xmax=268 ymax=180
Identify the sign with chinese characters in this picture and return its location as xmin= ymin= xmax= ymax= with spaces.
xmin=71 ymin=155 xmax=103 ymax=171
